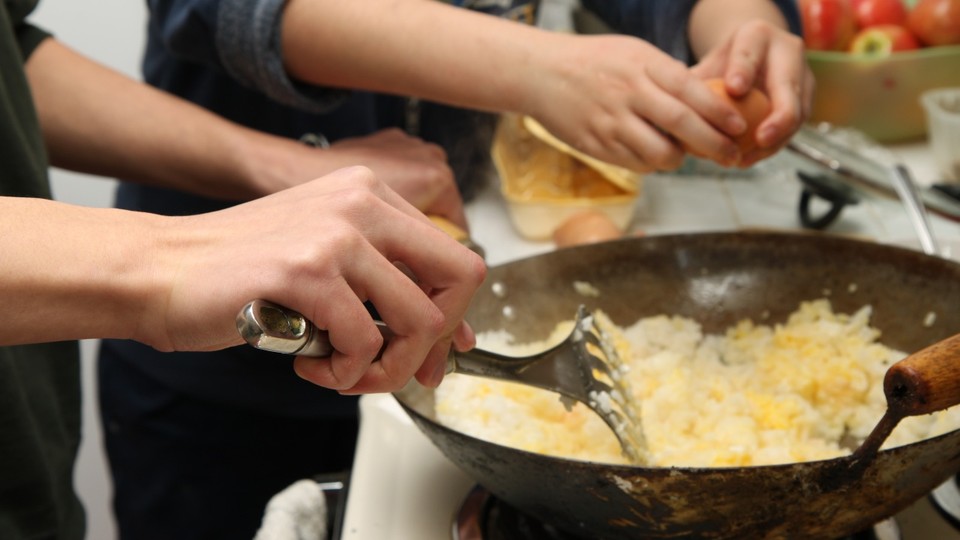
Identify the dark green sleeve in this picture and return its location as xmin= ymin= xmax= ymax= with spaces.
xmin=15 ymin=21 xmax=50 ymax=59
xmin=5 ymin=0 xmax=52 ymax=61
xmin=1 ymin=2 xmax=53 ymax=199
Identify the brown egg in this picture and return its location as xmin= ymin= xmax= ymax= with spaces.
xmin=704 ymin=78 xmax=772 ymax=155
xmin=552 ymin=210 xmax=624 ymax=248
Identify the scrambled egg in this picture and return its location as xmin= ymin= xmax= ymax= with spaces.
xmin=435 ymin=299 xmax=960 ymax=467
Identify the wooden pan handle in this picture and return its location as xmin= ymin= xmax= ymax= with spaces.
xmin=884 ymin=333 xmax=960 ymax=417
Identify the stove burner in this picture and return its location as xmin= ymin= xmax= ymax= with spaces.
xmin=453 ymin=486 xmax=586 ymax=540
xmin=452 ymin=485 xmax=900 ymax=540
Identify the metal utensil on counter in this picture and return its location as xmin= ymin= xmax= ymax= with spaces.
xmin=787 ymin=125 xmax=950 ymax=256
xmin=236 ymin=299 xmax=649 ymax=464
xmin=891 ymin=164 xmax=941 ymax=256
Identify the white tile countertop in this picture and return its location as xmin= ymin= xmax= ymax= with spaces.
xmin=464 ymin=141 xmax=960 ymax=268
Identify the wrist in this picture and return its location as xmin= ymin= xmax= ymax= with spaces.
xmin=229 ymin=129 xmax=316 ymax=199
xmin=514 ymin=31 xmax=580 ymax=119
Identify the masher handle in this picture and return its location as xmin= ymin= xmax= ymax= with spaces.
xmin=884 ymin=333 xmax=960 ymax=416
xmin=236 ymin=299 xmax=390 ymax=358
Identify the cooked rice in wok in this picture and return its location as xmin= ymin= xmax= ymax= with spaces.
xmin=435 ymin=299 xmax=960 ymax=466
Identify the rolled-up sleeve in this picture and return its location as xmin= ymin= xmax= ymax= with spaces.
xmin=148 ymin=0 xmax=346 ymax=112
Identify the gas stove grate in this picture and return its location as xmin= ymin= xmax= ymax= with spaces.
xmin=452 ymin=485 xmax=900 ymax=540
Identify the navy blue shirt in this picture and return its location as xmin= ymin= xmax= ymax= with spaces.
xmin=106 ymin=0 xmax=801 ymax=416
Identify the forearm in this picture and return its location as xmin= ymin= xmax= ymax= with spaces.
xmin=688 ymin=0 xmax=789 ymax=59
xmin=0 ymin=197 xmax=168 ymax=346
xmin=25 ymin=38 xmax=306 ymax=201
xmin=280 ymin=0 xmax=560 ymax=115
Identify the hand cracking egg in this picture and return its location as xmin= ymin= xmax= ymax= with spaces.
xmin=704 ymin=78 xmax=772 ymax=157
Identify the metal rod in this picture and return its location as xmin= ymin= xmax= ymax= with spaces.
xmin=892 ymin=164 xmax=941 ymax=256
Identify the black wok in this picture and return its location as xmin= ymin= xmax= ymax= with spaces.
xmin=394 ymin=231 xmax=960 ymax=539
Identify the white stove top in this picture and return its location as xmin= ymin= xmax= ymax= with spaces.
xmin=341 ymin=143 xmax=960 ymax=540
xmin=341 ymin=395 xmax=473 ymax=539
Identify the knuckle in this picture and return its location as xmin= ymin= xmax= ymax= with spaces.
xmin=426 ymin=141 xmax=448 ymax=159
xmin=785 ymin=33 xmax=805 ymax=51
xmin=385 ymin=370 xmax=412 ymax=392
xmin=337 ymin=184 xmax=382 ymax=212
xmin=297 ymin=357 xmax=350 ymax=391
xmin=335 ymin=347 xmax=379 ymax=387
xmin=348 ymin=168 xmax=380 ymax=191
xmin=316 ymin=225 xmax=365 ymax=261
xmin=656 ymin=63 xmax=690 ymax=97
xmin=468 ymin=253 xmax=488 ymax=287
xmin=743 ymin=19 xmax=770 ymax=35
xmin=658 ymin=107 xmax=694 ymax=133
xmin=579 ymin=120 xmax=615 ymax=156
xmin=648 ymin=146 xmax=685 ymax=171
xmin=326 ymin=168 xmax=380 ymax=198
xmin=655 ymin=153 xmax=684 ymax=172
xmin=379 ymin=354 xmax=418 ymax=392
xmin=429 ymin=163 xmax=455 ymax=185
xmin=778 ymin=108 xmax=803 ymax=132
xmin=422 ymin=304 xmax=447 ymax=338
xmin=358 ymin=327 xmax=386 ymax=358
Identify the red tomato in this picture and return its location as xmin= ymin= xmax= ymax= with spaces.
xmin=908 ymin=0 xmax=960 ymax=46
xmin=849 ymin=23 xmax=921 ymax=54
xmin=853 ymin=0 xmax=909 ymax=28
xmin=800 ymin=0 xmax=858 ymax=50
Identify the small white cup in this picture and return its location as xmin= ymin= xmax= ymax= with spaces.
xmin=921 ymin=88 xmax=960 ymax=182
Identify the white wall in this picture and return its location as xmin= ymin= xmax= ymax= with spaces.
xmin=29 ymin=1 xmax=148 ymax=539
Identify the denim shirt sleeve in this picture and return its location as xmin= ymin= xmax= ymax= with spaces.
xmin=148 ymin=0 xmax=346 ymax=113
xmin=578 ymin=0 xmax=802 ymax=65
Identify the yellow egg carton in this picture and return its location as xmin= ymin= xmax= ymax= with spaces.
xmin=491 ymin=114 xmax=642 ymax=240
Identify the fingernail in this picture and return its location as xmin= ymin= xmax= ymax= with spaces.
xmin=430 ymin=354 xmax=449 ymax=387
xmin=727 ymin=115 xmax=746 ymax=135
xmin=429 ymin=367 xmax=445 ymax=387
xmin=730 ymin=74 xmax=747 ymax=93
xmin=458 ymin=322 xmax=477 ymax=350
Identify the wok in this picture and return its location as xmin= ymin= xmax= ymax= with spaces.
xmin=394 ymin=231 xmax=960 ymax=539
